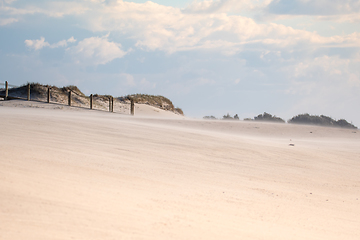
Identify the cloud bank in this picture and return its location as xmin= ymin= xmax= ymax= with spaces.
xmin=72 ymin=0 xmax=359 ymax=54
xmin=9 ymin=0 xmax=360 ymax=56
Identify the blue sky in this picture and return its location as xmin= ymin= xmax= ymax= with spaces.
xmin=1 ymin=0 xmax=360 ymax=126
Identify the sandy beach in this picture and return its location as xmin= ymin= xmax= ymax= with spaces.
xmin=1 ymin=100 xmax=359 ymax=239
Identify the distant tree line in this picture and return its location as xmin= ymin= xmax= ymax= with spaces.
xmin=288 ymin=114 xmax=356 ymax=129
xmin=203 ymin=112 xmax=357 ymax=129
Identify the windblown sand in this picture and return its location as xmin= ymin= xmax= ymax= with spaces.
xmin=1 ymin=101 xmax=359 ymax=239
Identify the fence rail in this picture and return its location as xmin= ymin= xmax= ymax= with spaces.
xmin=0 ymin=81 xmax=135 ymax=115
xmin=0 ymin=82 xmax=19 ymax=88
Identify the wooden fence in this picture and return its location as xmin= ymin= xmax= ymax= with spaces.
xmin=0 ymin=81 xmax=135 ymax=115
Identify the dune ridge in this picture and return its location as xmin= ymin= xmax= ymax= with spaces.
xmin=0 ymin=83 xmax=184 ymax=115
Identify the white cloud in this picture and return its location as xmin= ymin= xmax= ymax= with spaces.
xmin=24 ymin=35 xmax=127 ymax=65
xmin=0 ymin=17 xmax=18 ymax=25
xmin=50 ymin=37 xmax=77 ymax=48
xmin=24 ymin=37 xmax=50 ymax=50
xmin=24 ymin=37 xmax=77 ymax=50
xmin=66 ymin=35 xmax=127 ymax=65
xmin=67 ymin=36 xmax=76 ymax=43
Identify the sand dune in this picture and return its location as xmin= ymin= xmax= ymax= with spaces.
xmin=1 ymin=102 xmax=359 ymax=239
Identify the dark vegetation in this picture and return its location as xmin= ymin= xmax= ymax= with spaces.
xmin=203 ymin=115 xmax=217 ymax=120
xmin=254 ymin=112 xmax=285 ymax=123
xmin=204 ymin=112 xmax=357 ymax=129
xmin=288 ymin=114 xmax=357 ymax=129
xmin=222 ymin=113 xmax=239 ymax=120
xmin=243 ymin=112 xmax=285 ymax=123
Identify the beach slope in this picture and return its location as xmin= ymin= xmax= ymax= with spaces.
xmin=1 ymin=103 xmax=359 ymax=239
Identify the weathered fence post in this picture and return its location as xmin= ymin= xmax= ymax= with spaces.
xmin=130 ymin=99 xmax=135 ymax=115
xmin=27 ymin=84 xmax=30 ymax=101
xmin=5 ymin=81 xmax=8 ymax=100
xmin=109 ymin=97 xmax=112 ymax=112
xmin=111 ymin=97 xmax=114 ymax=113
xmin=68 ymin=90 xmax=71 ymax=106
xmin=90 ymin=94 xmax=93 ymax=109
xmin=47 ymin=87 xmax=50 ymax=103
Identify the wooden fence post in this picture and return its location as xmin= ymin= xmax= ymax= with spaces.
xmin=111 ymin=97 xmax=114 ymax=112
xmin=130 ymin=99 xmax=135 ymax=115
xmin=68 ymin=90 xmax=71 ymax=106
xmin=27 ymin=84 xmax=30 ymax=101
xmin=47 ymin=88 xmax=50 ymax=103
xmin=5 ymin=81 xmax=8 ymax=100
xmin=90 ymin=94 xmax=93 ymax=109
xmin=109 ymin=97 xmax=111 ymax=112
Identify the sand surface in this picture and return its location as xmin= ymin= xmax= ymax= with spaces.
xmin=1 ymin=101 xmax=360 ymax=239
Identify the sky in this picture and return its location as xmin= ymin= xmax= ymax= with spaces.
xmin=1 ymin=0 xmax=360 ymax=126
